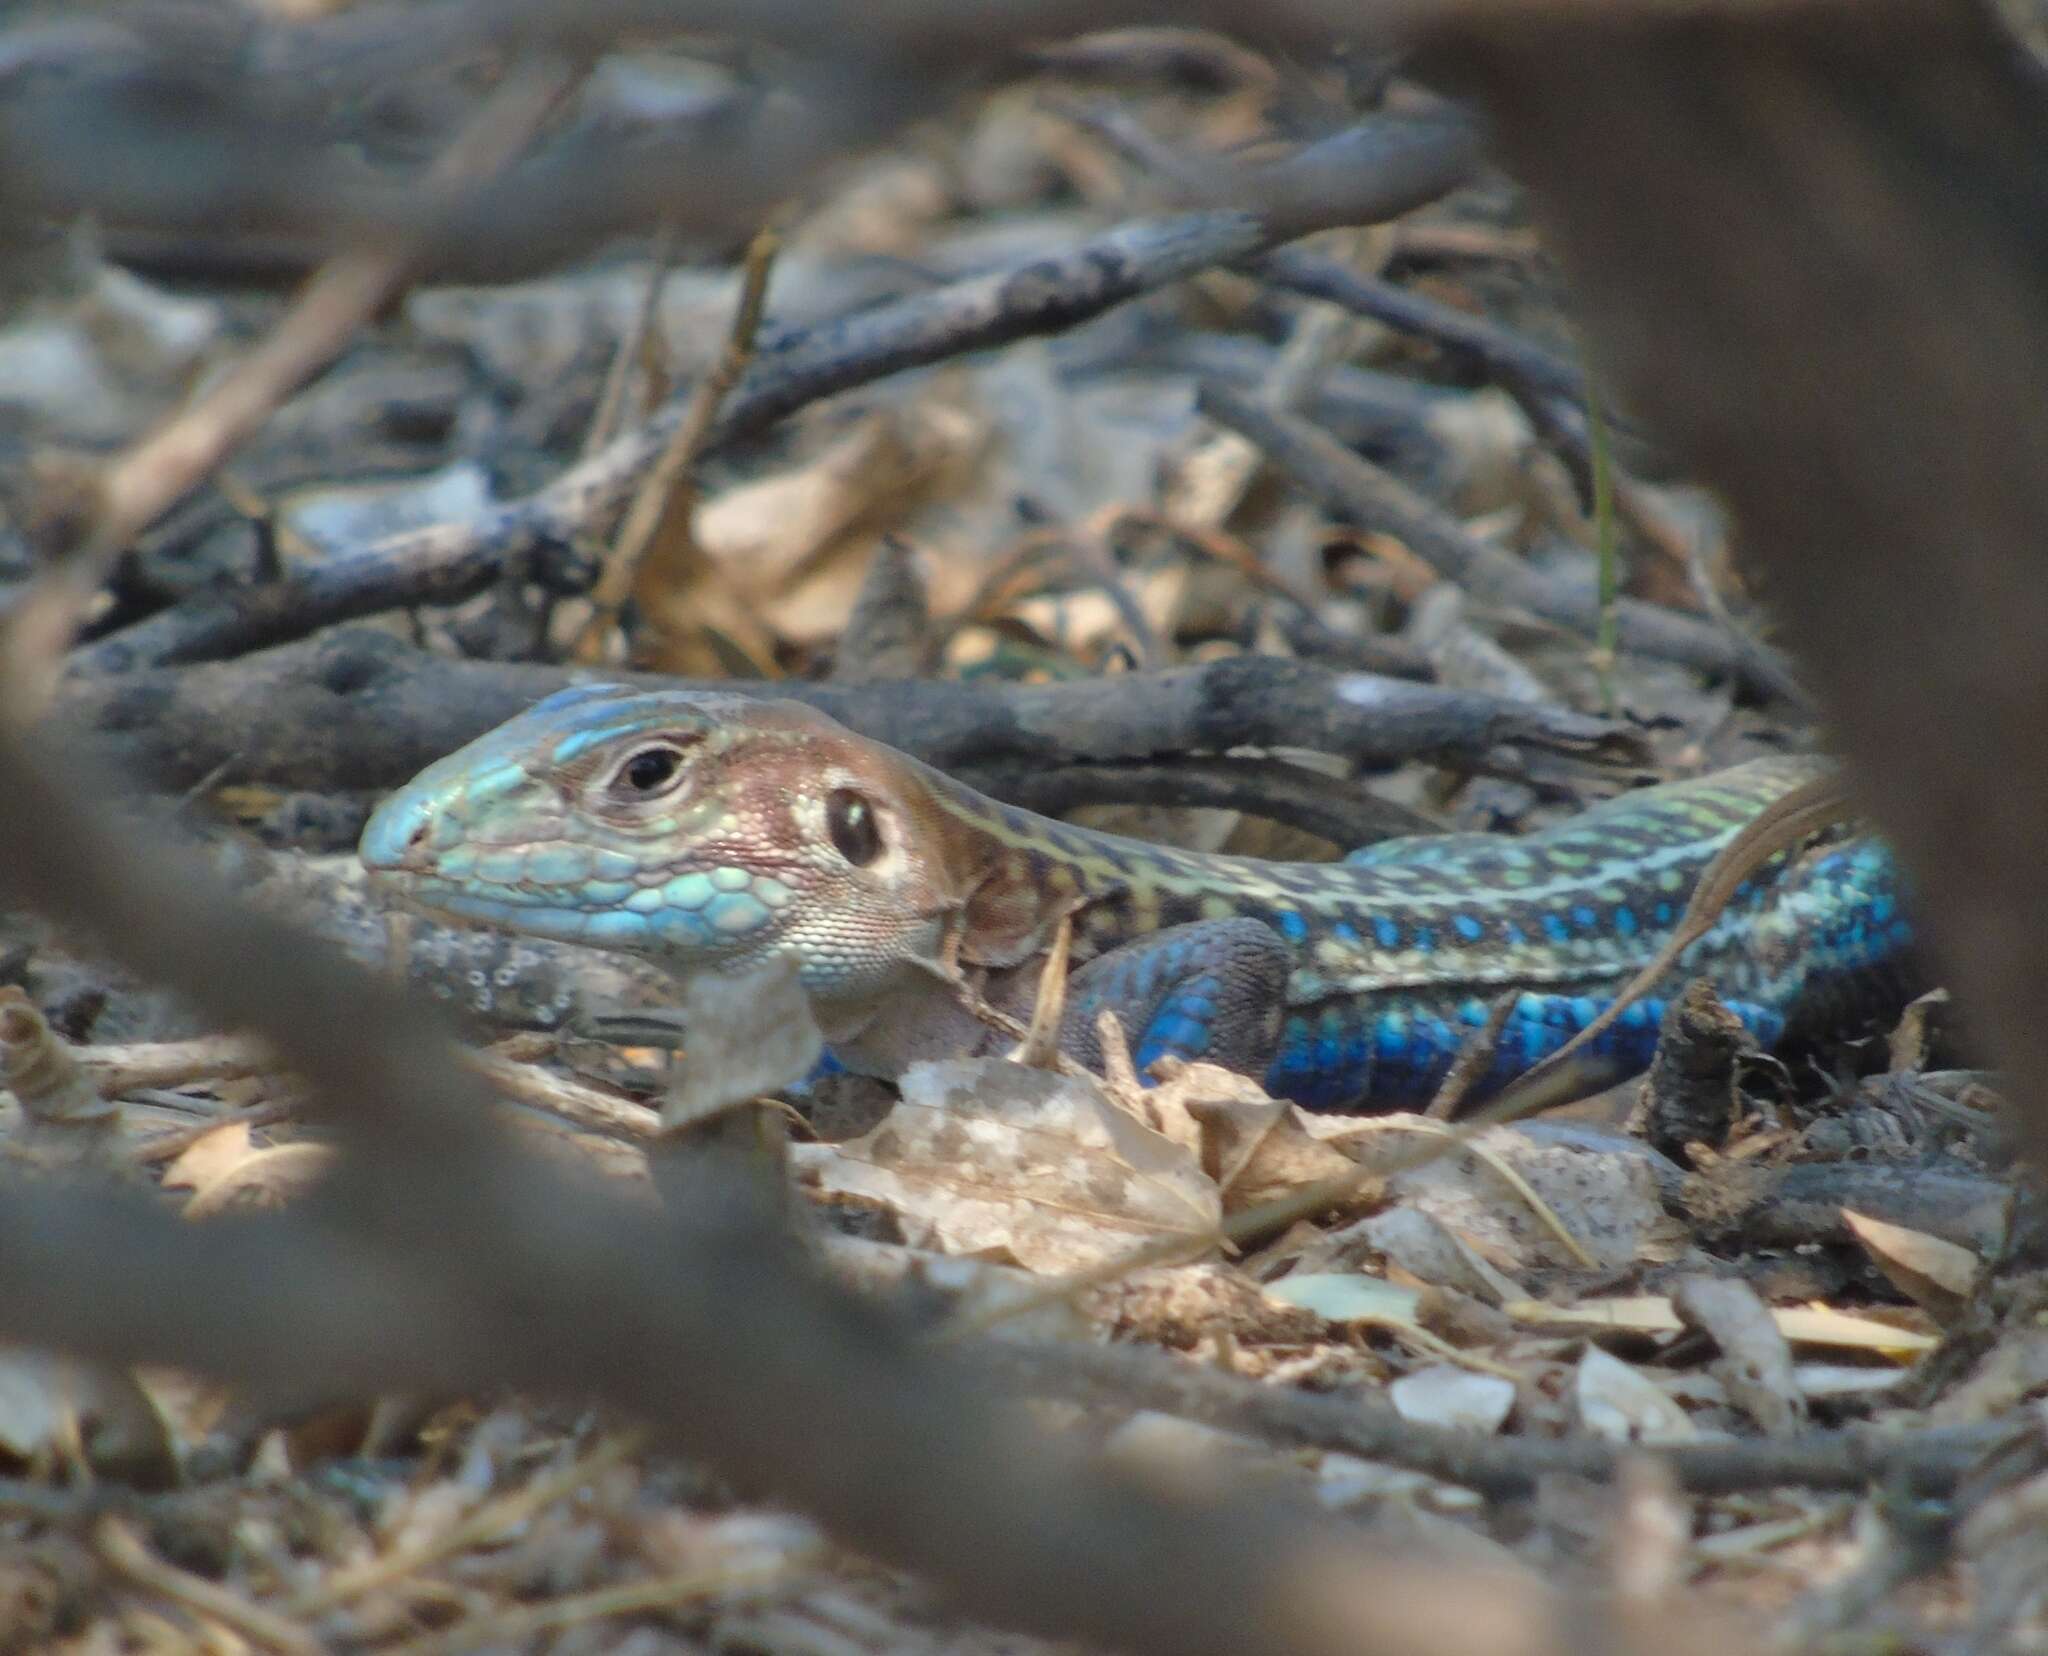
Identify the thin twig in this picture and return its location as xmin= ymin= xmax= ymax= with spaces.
xmin=584 ymin=222 xmax=681 ymax=460
xmin=571 ymin=218 xmax=786 ymax=663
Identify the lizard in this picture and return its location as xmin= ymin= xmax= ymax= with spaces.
xmin=358 ymin=683 xmax=1920 ymax=1113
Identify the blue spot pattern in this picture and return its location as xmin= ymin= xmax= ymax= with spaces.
xmin=1065 ymin=830 xmax=1911 ymax=1113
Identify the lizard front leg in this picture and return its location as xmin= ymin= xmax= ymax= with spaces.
xmin=1046 ymin=918 xmax=1295 ymax=1080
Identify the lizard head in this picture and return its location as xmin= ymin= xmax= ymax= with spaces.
xmin=359 ymin=685 xmax=963 ymax=999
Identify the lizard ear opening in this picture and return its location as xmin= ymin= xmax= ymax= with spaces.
xmin=956 ymin=859 xmax=1073 ymax=969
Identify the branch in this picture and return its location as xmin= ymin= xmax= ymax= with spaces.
xmin=68 ymin=117 xmax=1479 ymax=678
xmin=50 ymin=627 xmax=1643 ymax=797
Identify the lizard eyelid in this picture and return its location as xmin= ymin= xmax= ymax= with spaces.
xmin=609 ymin=741 xmax=695 ymax=798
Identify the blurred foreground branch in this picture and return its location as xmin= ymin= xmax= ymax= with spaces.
xmin=0 ymin=705 xmax=1652 ymax=1656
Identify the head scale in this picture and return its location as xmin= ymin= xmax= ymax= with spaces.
xmin=359 ymin=685 xmax=959 ymax=999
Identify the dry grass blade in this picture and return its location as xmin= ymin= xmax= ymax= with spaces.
xmin=97 ymin=1515 xmax=325 ymax=1656
xmin=1499 ymin=772 xmax=1856 ymax=1103
xmin=383 ymin=1560 xmax=803 ymax=1656
xmin=287 ymin=1429 xmax=651 ymax=1618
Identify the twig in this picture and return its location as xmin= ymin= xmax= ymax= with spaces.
xmin=583 ymin=223 xmax=681 ymax=459
xmin=993 ymin=1338 xmax=2003 ymax=1502
xmin=69 ymin=121 xmax=1484 ymax=681
xmin=572 ymin=219 xmax=785 ymax=663
xmin=52 ymin=627 xmax=1643 ymax=796
xmin=4 ymin=53 xmax=583 ymax=710
xmin=1196 ymin=378 xmax=1801 ymax=698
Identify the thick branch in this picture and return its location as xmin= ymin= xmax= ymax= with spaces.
xmin=51 ymin=627 xmax=1641 ymax=796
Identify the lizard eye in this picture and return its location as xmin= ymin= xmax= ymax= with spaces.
xmin=826 ymin=788 xmax=882 ymax=866
xmin=616 ymin=745 xmax=685 ymax=796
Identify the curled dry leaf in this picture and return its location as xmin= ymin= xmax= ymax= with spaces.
xmin=792 ymin=1058 xmax=1219 ymax=1273
xmin=1132 ymin=1058 xmax=1364 ymax=1206
xmin=661 ymin=401 xmax=986 ymax=659
xmin=1842 ymin=1207 xmax=1980 ymax=1323
xmin=1670 ymin=1273 xmax=1805 ymax=1437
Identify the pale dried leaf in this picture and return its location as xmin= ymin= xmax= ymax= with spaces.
xmin=1387 ymin=1366 xmax=1516 ymax=1433
xmin=1102 ymin=1411 xmax=1265 ymax=1493
xmin=793 ymin=1059 xmax=1218 ymax=1273
xmin=662 ymin=957 xmax=822 ymax=1129
xmin=1262 ymin=1272 xmax=1421 ymax=1325
xmin=182 ymin=1142 xmax=336 ymax=1217
xmin=1843 ymin=1207 xmax=1980 ymax=1321
xmin=1886 ymin=988 xmax=1952 ymax=1072
xmin=1338 ymin=1117 xmax=1662 ymax=1272
xmin=1793 ymin=1365 xmax=1912 ymax=1402
xmin=1575 ymin=1346 xmax=1697 ymax=1444
xmin=1505 ymin=1295 xmax=1938 ymax=1357
xmin=1347 ymin=1207 xmax=1528 ymax=1306
xmin=696 ymin=405 xmax=976 ymax=599
xmin=821 ymin=1234 xmax=1094 ymax=1344
xmin=161 ymin=1119 xmax=260 ymax=1194
xmin=1316 ymin=1452 xmax=1487 ymax=1515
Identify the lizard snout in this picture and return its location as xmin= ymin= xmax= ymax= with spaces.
xmin=359 ymin=788 xmax=439 ymax=874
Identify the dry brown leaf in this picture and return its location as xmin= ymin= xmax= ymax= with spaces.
xmin=1842 ymin=1207 xmax=1980 ymax=1321
xmin=1203 ymin=1100 xmax=1367 ymax=1214
xmin=161 ymin=1119 xmax=261 ymax=1195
